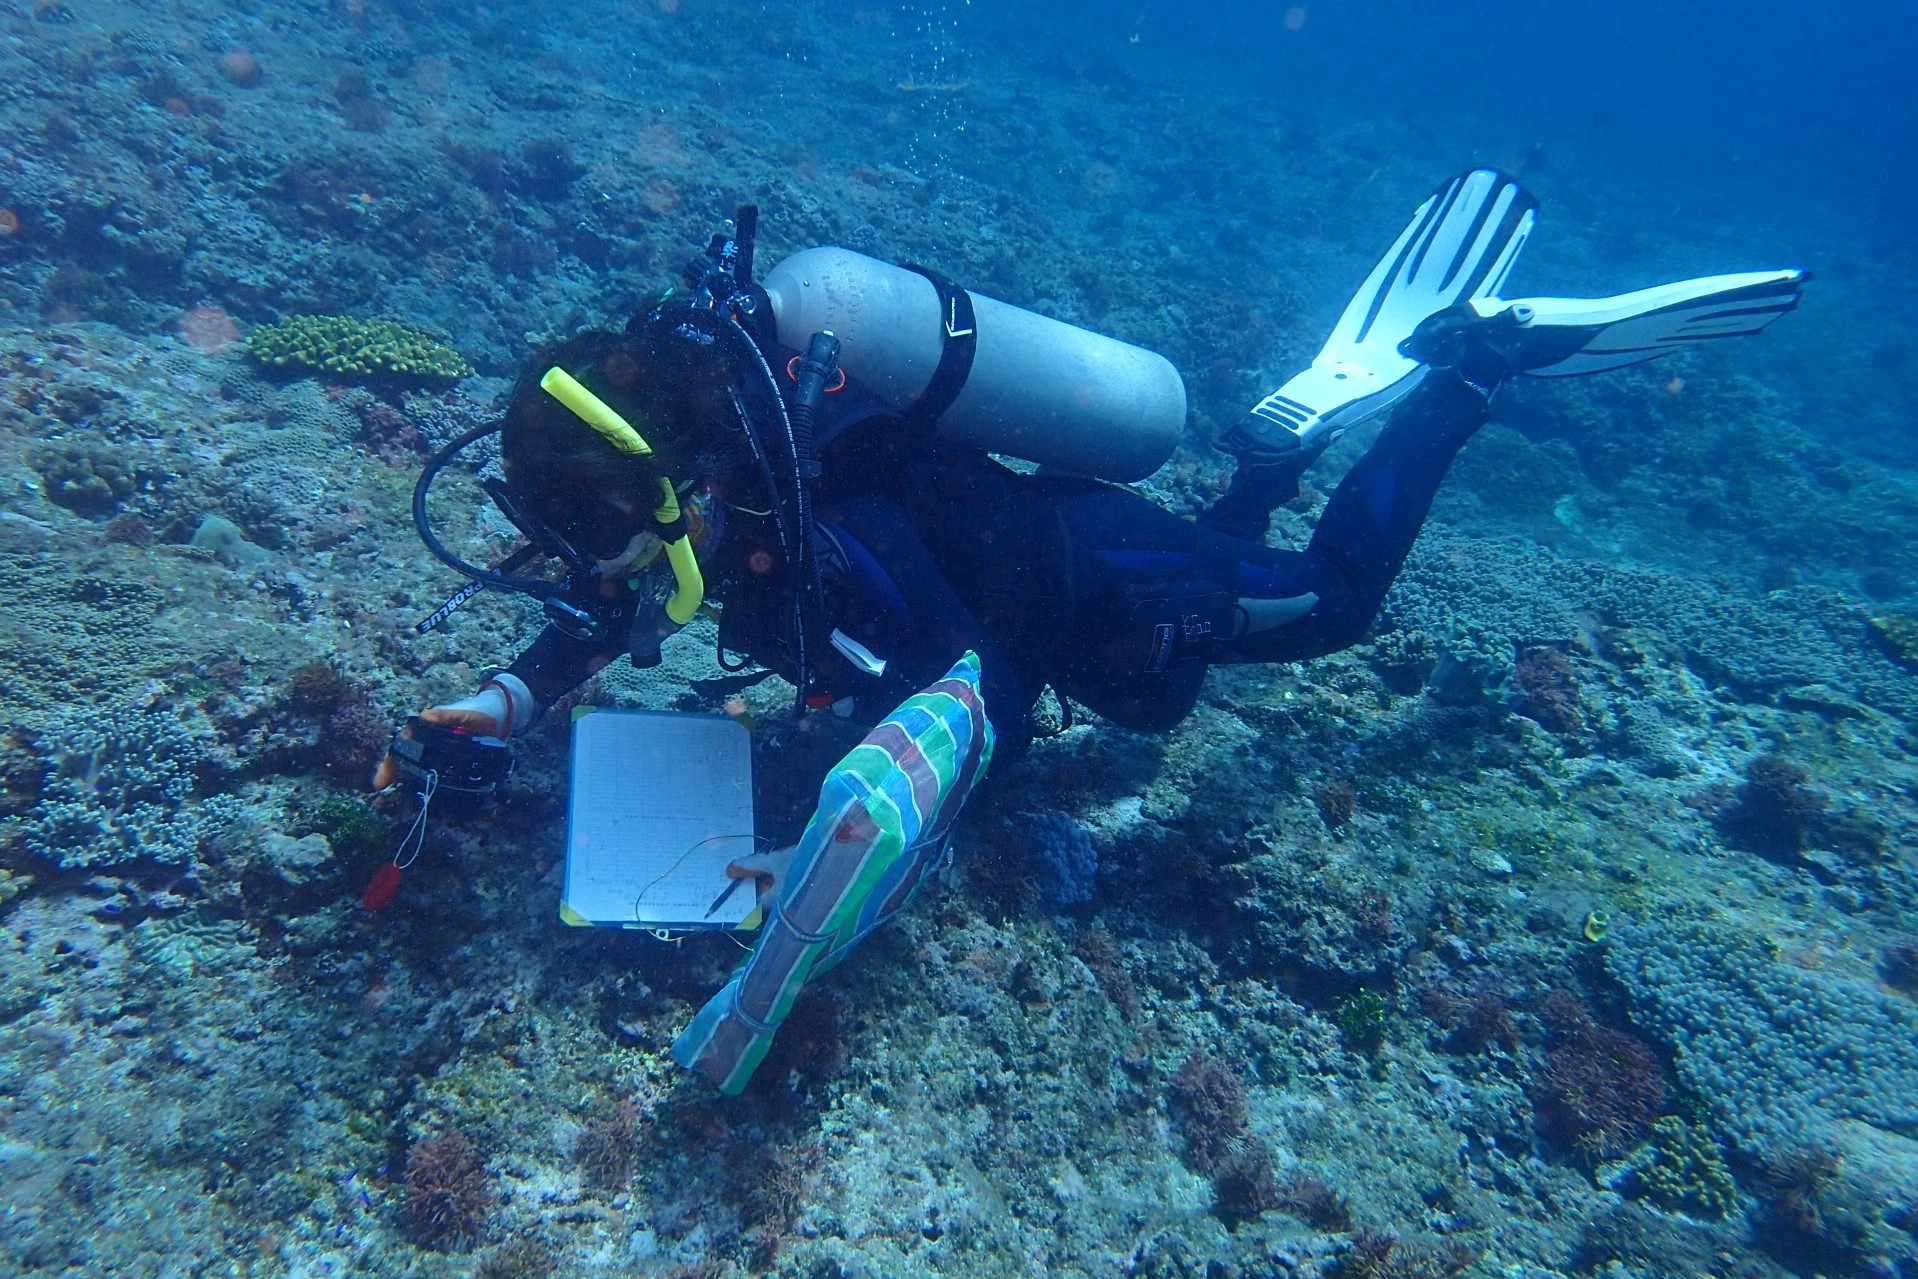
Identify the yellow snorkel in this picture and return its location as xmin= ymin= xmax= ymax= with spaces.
xmin=538 ymin=367 xmax=706 ymax=627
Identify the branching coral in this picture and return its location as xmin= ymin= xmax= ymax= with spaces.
xmin=1626 ymin=1117 xmax=1738 ymax=1218
xmin=1607 ymin=917 xmax=1918 ymax=1165
xmin=9 ymin=704 xmax=241 ymax=869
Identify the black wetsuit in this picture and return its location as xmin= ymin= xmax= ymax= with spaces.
xmin=503 ymin=368 xmax=1488 ymax=750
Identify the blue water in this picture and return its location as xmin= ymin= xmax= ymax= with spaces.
xmin=1006 ymin=0 xmax=1918 ymax=230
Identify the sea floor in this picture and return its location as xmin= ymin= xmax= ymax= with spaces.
xmin=2 ymin=2 xmax=1917 ymax=1277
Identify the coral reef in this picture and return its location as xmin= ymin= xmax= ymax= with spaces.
xmin=1605 ymin=919 xmax=1918 ymax=1169
xmin=29 ymin=438 xmax=139 ymax=514
xmin=246 ymin=315 xmax=472 ymax=382
xmin=0 ymin=3 xmax=1914 ymax=1277
xmin=1619 ymin=1116 xmax=1739 ymax=1218
xmin=7 ymin=703 xmax=241 ymax=870
xmin=1530 ymin=989 xmax=1665 ymax=1163
xmin=1028 ymin=809 xmax=1099 ymax=909
xmin=1880 ymin=934 xmax=1918 ymax=995
xmin=1867 ymin=611 xmax=1918 ymax=671
xmin=406 ymin=1129 xmax=494 ymax=1247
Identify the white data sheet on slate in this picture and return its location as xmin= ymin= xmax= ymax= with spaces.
xmin=562 ymin=709 xmax=755 ymax=928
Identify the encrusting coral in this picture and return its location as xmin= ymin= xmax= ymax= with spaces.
xmin=1625 ymin=1116 xmax=1739 ymax=1218
xmin=246 ymin=315 xmax=473 ymax=381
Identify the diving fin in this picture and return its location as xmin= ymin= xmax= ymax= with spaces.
xmin=1224 ymin=168 xmax=1537 ymax=466
xmin=1411 ymin=269 xmax=1808 ymax=379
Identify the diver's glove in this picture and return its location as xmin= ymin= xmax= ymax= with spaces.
xmin=723 ymin=844 xmax=797 ymax=911
xmin=370 ymin=673 xmax=534 ymax=791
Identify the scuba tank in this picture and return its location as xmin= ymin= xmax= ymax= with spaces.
xmin=760 ymin=247 xmax=1186 ymax=482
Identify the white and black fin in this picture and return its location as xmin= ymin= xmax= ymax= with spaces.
xmin=1231 ymin=168 xmax=1538 ymax=461
xmin=1475 ymin=269 xmax=1807 ymax=378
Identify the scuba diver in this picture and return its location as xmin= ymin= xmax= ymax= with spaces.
xmin=375 ymin=169 xmax=1804 ymax=1091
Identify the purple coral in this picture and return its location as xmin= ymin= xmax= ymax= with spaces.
xmin=1718 ymin=752 xmax=1827 ymax=858
xmin=1531 ymin=990 xmax=1665 ymax=1162
xmin=405 ymin=1129 xmax=492 ymax=1247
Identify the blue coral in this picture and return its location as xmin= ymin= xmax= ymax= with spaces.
xmin=10 ymin=705 xmax=242 ymax=870
xmin=1029 ymin=810 xmax=1098 ymax=910
xmin=1605 ymin=918 xmax=1918 ymax=1161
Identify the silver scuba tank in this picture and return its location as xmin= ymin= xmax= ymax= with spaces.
xmin=761 ymin=247 xmax=1185 ymax=483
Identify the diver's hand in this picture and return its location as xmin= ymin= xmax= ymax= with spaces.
xmin=370 ymin=674 xmax=534 ymax=790
xmin=726 ymin=845 xmax=797 ymax=911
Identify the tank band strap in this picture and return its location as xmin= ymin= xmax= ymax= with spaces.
xmin=902 ymin=264 xmax=977 ymax=427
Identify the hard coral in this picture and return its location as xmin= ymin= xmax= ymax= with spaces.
xmin=1867 ymin=611 xmax=1918 ymax=671
xmin=247 ymin=315 xmax=472 ymax=383
xmin=30 ymin=439 xmax=138 ymax=515
xmin=405 ymin=1129 xmax=492 ymax=1247
xmin=1029 ymin=809 xmax=1098 ymax=910
xmin=1881 ymin=934 xmax=1918 ymax=995
xmin=14 ymin=704 xmax=242 ymax=870
xmin=1628 ymin=1117 xmax=1738 ymax=1218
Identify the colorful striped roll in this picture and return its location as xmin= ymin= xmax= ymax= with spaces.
xmin=672 ymin=651 xmax=996 ymax=1094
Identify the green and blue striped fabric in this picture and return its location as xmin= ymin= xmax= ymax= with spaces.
xmin=672 ymin=651 xmax=996 ymax=1094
